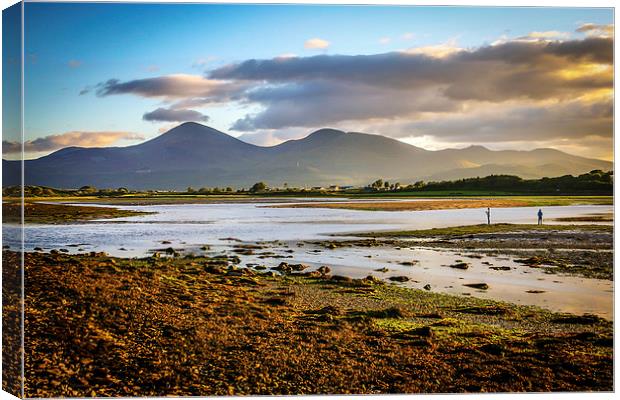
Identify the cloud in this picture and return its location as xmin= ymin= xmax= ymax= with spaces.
xmin=304 ymin=38 xmax=330 ymax=49
xmin=68 ymin=59 xmax=82 ymax=68
xmin=576 ymin=23 xmax=614 ymax=38
xmin=143 ymin=107 xmax=209 ymax=123
xmin=230 ymin=81 xmax=457 ymax=131
xmin=401 ymin=41 xmax=463 ymax=58
xmin=402 ymin=32 xmax=415 ymax=40
xmin=2 ymin=131 xmax=144 ymax=155
xmin=392 ymin=97 xmax=612 ymax=143
xmin=276 ymin=53 xmax=298 ymax=59
xmin=86 ymin=33 xmax=612 ymax=159
xmin=522 ymin=31 xmax=571 ymax=40
xmin=378 ymin=37 xmax=391 ymax=45
xmin=208 ymin=36 xmax=612 ymax=130
xmin=95 ymin=74 xmax=248 ymax=102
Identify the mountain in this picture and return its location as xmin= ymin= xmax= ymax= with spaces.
xmin=2 ymin=122 xmax=613 ymax=190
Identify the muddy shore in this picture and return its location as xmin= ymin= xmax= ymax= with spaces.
xmin=339 ymin=224 xmax=613 ymax=280
xmin=7 ymin=250 xmax=612 ymax=397
xmin=2 ymin=202 xmax=150 ymax=225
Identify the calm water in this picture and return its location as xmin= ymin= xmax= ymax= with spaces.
xmin=3 ymin=201 xmax=614 ymax=318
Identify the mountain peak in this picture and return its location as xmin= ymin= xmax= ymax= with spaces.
xmin=166 ymin=122 xmax=223 ymax=135
xmin=307 ymin=128 xmax=346 ymax=139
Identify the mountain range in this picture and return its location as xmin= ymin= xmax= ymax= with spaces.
xmin=2 ymin=122 xmax=613 ymax=190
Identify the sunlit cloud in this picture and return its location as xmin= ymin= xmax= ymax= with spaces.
xmin=577 ymin=23 xmax=614 ymax=38
xmin=304 ymin=38 xmax=330 ymax=49
xmin=401 ymin=40 xmax=463 ymax=58
xmin=2 ymin=131 xmax=144 ymax=156
xmin=523 ymin=31 xmax=571 ymax=40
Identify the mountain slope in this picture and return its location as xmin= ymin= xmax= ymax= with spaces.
xmin=2 ymin=123 xmax=612 ymax=189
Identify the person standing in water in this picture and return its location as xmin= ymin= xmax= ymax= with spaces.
xmin=485 ymin=207 xmax=491 ymax=225
xmin=537 ymin=208 xmax=543 ymax=225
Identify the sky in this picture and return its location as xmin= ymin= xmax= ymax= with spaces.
xmin=3 ymin=2 xmax=614 ymax=160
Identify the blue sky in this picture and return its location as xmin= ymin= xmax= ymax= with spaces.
xmin=7 ymin=3 xmax=614 ymax=159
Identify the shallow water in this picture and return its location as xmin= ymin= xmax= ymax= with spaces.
xmin=3 ymin=200 xmax=613 ymax=318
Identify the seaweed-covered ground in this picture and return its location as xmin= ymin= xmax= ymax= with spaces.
xmin=340 ymin=224 xmax=613 ymax=280
xmin=11 ymin=250 xmax=612 ymax=397
xmin=2 ymin=202 xmax=150 ymax=224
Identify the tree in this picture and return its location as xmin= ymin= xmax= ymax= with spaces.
xmin=79 ymin=185 xmax=97 ymax=193
xmin=187 ymin=186 xmax=195 ymax=193
xmin=384 ymin=181 xmax=390 ymax=189
xmin=372 ymin=179 xmax=383 ymax=190
xmin=250 ymin=182 xmax=268 ymax=193
xmin=225 ymin=187 xmax=233 ymax=192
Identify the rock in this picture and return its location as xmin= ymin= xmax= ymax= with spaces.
xmin=253 ymin=265 xmax=267 ymax=270
xmin=161 ymin=240 xmax=172 ymax=244
xmin=526 ymin=289 xmax=546 ymax=294
xmin=463 ymin=283 xmax=489 ymax=290
xmin=289 ymin=263 xmax=309 ymax=272
xmin=59 ymin=248 xmax=69 ymax=253
xmin=375 ymin=267 xmax=389 ymax=273
xmin=363 ymin=275 xmax=383 ymax=284
xmin=423 ymin=284 xmax=432 ymax=291
xmin=489 ymin=266 xmax=511 ymax=271
xmin=400 ymin=260 xmax=419 ymax=266
xmin=273 ymin=262 xmax=292 ymax=273
xmin=33 ymin=247 xmax=43 ymax=251
xmin=317 ymin=266 xmax=331 ymax=275
xmin=448 ymin=262 xmax=470 ymax=270
xmin=388 ymin=276 xmax=410 ymax=282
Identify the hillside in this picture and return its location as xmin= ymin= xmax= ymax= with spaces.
xmin=2 ymin=122 xmax=612 ymax=190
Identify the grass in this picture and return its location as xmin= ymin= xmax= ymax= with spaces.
xmin=354 ymin=223 xmax=612 ymax=238
xmin=268 ymin=196 xmax=612 ymax=212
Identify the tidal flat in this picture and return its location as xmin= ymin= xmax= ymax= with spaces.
xmin=2 ymin=198 xmax=613 ymax=395
xmin=6 ymin=250 xmax=612 ymax=397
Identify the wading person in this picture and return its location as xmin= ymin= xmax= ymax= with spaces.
xmin=538 ymin=208 xmax=543 ymax=225
xmin=485 ymin=207 xmax=491 ymax=225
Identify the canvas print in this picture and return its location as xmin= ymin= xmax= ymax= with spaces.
xmin=1 ymin=1 xmax=614 ymax=397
